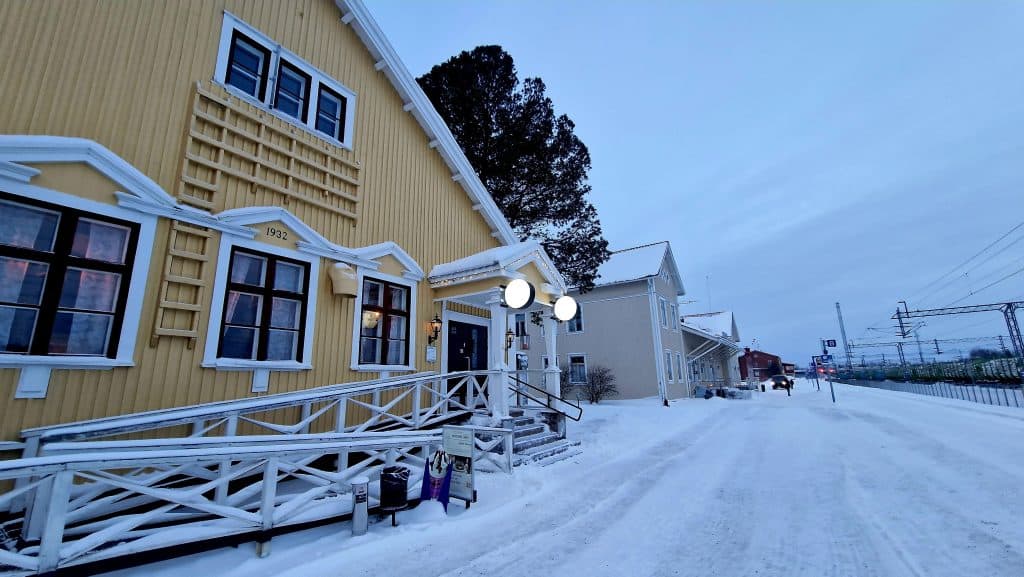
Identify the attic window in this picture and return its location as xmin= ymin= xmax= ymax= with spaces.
xmin=215 ymin=13 xmax=356 ymax=148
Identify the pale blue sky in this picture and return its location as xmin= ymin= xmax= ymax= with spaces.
xmin=365 ymin=0 xmax=1024 ymax=364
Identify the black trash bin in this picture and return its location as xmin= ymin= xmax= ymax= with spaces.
xmin=380 ymin=466 xmax=410 ymax=525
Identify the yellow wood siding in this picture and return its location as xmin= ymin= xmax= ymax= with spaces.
xmin=0 ymin=0 xmax=503 ymax=442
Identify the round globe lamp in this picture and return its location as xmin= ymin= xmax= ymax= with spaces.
xmin=553 ymin=295 xmax=578 ymax=321
xmin=503 ymin=278 xmax=535 ymax=309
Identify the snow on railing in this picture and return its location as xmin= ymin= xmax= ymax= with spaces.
xmin=7 ymin=371 xmax=499 ymax=520
xmin=0 ymin=432 xmax=441 ymax=574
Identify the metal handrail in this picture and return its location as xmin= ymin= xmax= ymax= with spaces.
xmin=507 ymin=374 xmax=583 ymax=421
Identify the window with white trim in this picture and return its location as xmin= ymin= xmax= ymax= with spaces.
xmin=358 ymin=277 xmax=410 ymax=366
xmin=216 ymin=14 xmax=356 ymax=147
xmin=217 ymin=248 xmax=310 ymax=362
xmin=567 ymin=304 xmax=583 ymax=333
xmin=0 ymin=194 xmax=139 ymax=358
xmin=676 ymin=352 xmax=683 ymax=383
xmin=659 ymin=298 xmax=668 ymax=328
xmin=568 ymin=354 xmax=587 ymax=384
xmin=665 ymin=350 xmax=674 ymax=382
xmin=670 ymin=304 xmax=678 ymax=330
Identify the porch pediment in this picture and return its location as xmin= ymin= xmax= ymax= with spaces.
xmin=429 ymin=241 xmax=567 ymax=308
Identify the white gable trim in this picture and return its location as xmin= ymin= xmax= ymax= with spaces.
xmin=0 ymin=135 xmax=253 ymax=236
xmin=353 ymin=241 xmax=425 ymax=281
xmin=216 ymin=206 xmax=379 ymax=268
xmin=335 ymin=0 xmax=517 ymax=247
xmin=428 ymin=241 xmax=567 ymax=293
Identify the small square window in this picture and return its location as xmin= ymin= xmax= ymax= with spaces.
xmin=315 ymin=86 xmax=347 ymax=141
xmin=274 ymin=60 xmax=311 ymax=121
xmin=226 ymin=32 xmax=270 ymax=100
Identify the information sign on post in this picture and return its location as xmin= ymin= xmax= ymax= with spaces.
xmin=443 ymin=426 xmax=475 ymax=506
xmin=826 ymin=339 xmax=837 ymax=348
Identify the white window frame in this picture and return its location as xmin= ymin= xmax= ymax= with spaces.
xmin=676 ymin=352 xmax=683 ymax=383
xmin=350 ymin=268 xmax=418 ymax=373
xmin=566 ymin=303 xmax=584 ymax=334
xmin=0 ymin=179 xmax=156 ymax=380
xmin=670 ymin=304 xmax=678 ymax=330
xmin=665 ymin=350 xmax=674 ymax=382
xmin=659 ymin=298 xmax=668 ymax=328
xmin=203 ymin=235 xmax=319 ymax=372
xmin=214 ymin=12 xmax=357 ymax=149
xmin=567 ymin=353 xmax=588 ymax=384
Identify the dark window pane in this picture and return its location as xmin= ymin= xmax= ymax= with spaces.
xmin=275 ymin=63 xmax=308 ymax=120
xmin=359 ymin=337 xmax=381 ymax=364
xmin=227 ymin=37 xmax=265 ymax=97
xmin=315 ymin=88 xmax=345 ymax=140
xmin=387 ymin=339 xmax=406 ymax=365
xmin=0 ymin=200 xmax=60 ymax=251
xmin=361 ymin=310 xmax=382 ymax=337
xmin=266 ymin=329 xmax=298 ymax=361
xmin=387 ymin=315 xmax=407 ymax=340
xmin=49 ymin=311 xmax=112 ymax=355
xmin=224 ymin=291 xmax=262 ymax=326
xmin=0 ymin=257 xmax=48 ymax=305
xmin=274 ymin=261 xmax=304 ymax=293
xmin=230 ymin=253 xmax=266 ymax=286
xmin=0 ymin=306 xmax=37 ymax=353
xmin=270 ymin=298 xmax=301 ymax=329
xmin=221 ymin=326 xmax=258 ymax=359
xmin=362 ymin=280 xmax=382 ymax=306
xmin=316 ymin=115 xmax=338 ymax=139
xmin=388 ymin=286 xmax=407 ymax=311
xmin=71 ymin=218 xmax=130 ymax=264
xmin=59 ymin=268 xmax=120 ymax=312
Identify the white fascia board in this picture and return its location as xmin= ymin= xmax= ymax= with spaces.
xmin=217 ymin=206 xmax=380 ymax=268
xmin=0 ymin=135 xmax=176 ymax=208
xmin=336 ymin=0 xmax=517 ymax=246
xmin=353 ymin=241 xmax=426 ymax=280
xmin=115 ymin=193 xmax=253 ymax=237
xmin=662 ymin=244 xmax=686 ymax=296
xmin=0 ymin=160 xmax=40 ymax=182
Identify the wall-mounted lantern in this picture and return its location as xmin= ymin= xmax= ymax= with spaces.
xmin=505 ymin=328 xmax=516 ymax=350
xmin=427 ymin=314 xmax=442 ymax=345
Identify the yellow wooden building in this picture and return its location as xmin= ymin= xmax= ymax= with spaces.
xmin=0 ymin=0 xmax=570 ymax=445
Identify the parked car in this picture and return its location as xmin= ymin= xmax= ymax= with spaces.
xmin=768 ymin=375 xmax=794 ymax=390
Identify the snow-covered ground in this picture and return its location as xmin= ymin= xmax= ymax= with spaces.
xmin=105 ymin=380 xmax=1024 ymax=577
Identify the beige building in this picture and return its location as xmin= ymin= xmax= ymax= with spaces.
xmin=0 ymin=0 xmax=570 ymax=445
xmin=522 ymin=242 xmax=690 ymax=403
xmin=680 ymin=311 xmax=742 ymax=389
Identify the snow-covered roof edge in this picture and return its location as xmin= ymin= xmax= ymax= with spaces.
xmin=428 ymin=240 xmax=567 ymax=292
xmin=681 ymin=310 xmax=739 ymax=342
xmin=336 ymin=0 xmax=517 ymax=247
xmin=589 ymin=241 xmax=685 ymax=295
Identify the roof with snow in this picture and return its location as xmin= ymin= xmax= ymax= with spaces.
xmin=428 ymin=240 xmax=567 ymax=291
xmin=681 ymin=311 xmax=740 ymax=342
xmin=593 ymin=241 xmax=685 ymax=295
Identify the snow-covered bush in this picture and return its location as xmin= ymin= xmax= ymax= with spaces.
xmin=579 ymin=366 xmax=618 ymax=404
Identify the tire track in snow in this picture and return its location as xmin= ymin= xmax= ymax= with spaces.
xmin=311 ymin=405 xmax=742 ymax=577
xmin=839 ymin=408 xmax=1024 ymax=577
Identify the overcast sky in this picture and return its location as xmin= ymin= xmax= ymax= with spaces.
xmin=365 ymin=0 xmax=1024 ymax=365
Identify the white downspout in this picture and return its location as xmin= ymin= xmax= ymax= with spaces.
xmin=646 ymin=278 xmax=668 ymax=405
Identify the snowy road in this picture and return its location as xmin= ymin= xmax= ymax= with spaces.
xmin=110 ymin=381 xmax=1024 ymax=577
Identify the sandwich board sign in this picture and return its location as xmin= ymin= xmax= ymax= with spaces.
xmin=443 ymin=426 xmax=475 ymax=506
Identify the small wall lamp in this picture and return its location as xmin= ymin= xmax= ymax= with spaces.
xmin=505 ymin=328 xmax=516 ymax=350
xmin=427 ymin=314 xmax=442 ymax=345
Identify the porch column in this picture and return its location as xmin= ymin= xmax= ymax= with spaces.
xmin=543 ymin=315 xmax=560 ymax=398
xmin=488 ymin=299 xmax=510 ymax=419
